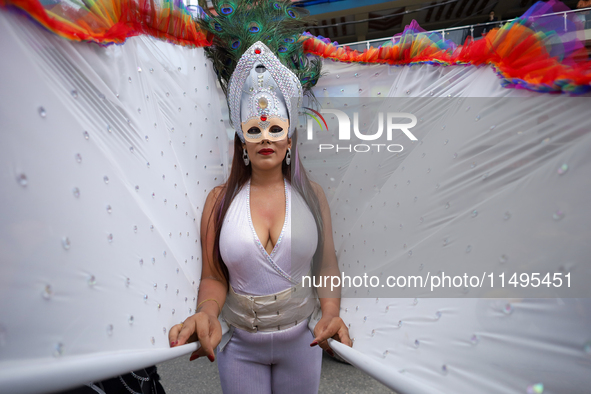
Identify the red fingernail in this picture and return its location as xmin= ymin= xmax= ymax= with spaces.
xmin=189 ymin=355 xmax=199 ymax=361
xmin=310 ymin=341 xmax=318 ymax=347
xmin=207 ymin=354 xmax=215 ymax=362
xmin=172 ymin=341 xmax=178 ymax=346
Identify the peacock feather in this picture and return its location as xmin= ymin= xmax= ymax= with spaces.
xmin=196 ymin=0 xmax=322 ymax=97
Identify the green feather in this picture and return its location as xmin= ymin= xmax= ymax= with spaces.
xmin=197 ymin=0 xmax=321 ymax=98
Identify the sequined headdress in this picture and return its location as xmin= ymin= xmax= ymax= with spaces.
xmin=228 ymin=41 xmax=302 ymax=141
xmin=197 ymin=0 xmax=321 ymax=142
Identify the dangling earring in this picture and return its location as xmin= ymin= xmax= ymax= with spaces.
xmin=285 ymin=148 xmax=291 ymax=165
xmin=243 ymin=149 xmax=250 ymax=166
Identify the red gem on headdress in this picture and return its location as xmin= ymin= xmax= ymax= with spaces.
xmin=255 ymin=48 xmax=261 ymax=54
xmin=260 ymin=115 xmax=267 ymax=121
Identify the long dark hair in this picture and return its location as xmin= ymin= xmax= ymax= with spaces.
xmin=206 ymin=129 xmax=324 ymax=288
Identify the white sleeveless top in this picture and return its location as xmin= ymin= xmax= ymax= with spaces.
xmin=219 ymin=178 xmax=318 ymax=296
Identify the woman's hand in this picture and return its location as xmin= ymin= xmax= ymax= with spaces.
xmin=168 ymin=311 xmax=222 ymax=362
xmin=310 ymin=315 xmax=352 ymax=357
xmin=169 ymin=186 xmax=227 ymax=363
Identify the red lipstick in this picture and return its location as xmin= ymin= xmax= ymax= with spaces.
xmin=259 ymin=148 xmax=274 ymax=155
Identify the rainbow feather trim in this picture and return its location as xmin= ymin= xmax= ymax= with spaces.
xmin=0 ymin=0 xmax=211 ymax=47
xmin=301 ymin=0 xmax=591 ymax=95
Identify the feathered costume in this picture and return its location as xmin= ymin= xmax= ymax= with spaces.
xmin=1 ymin=1 xmax=591 ymax=393
xmin=181 ymin=3 xmax=328 ymax=392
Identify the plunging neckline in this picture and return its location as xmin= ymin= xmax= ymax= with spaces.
xmin=246 ymin=178 xmax=288 ymax=260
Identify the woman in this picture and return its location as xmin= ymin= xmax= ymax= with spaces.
xmin=168 ymin=38 xmax=351 ymax=394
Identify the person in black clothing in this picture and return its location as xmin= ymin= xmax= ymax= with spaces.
xmin=57 ymin=367 xmax=166 ymax=394
xmin=481 ymin=11 xmax=500 ymax=35
xmin=470 ymin=11 xmax=499 ymax=41
xmin=460 ymin=10 xmax=499 ymax=45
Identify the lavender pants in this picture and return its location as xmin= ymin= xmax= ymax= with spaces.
xmin=216 ymin=321 xmax=322 ymax=394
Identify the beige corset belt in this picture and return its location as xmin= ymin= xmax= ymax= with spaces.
xmin=222 ymin=280 xmax=318 ymax=333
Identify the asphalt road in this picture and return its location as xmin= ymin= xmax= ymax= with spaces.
xmin=156 ymin=351 xmax=395 ymax=394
